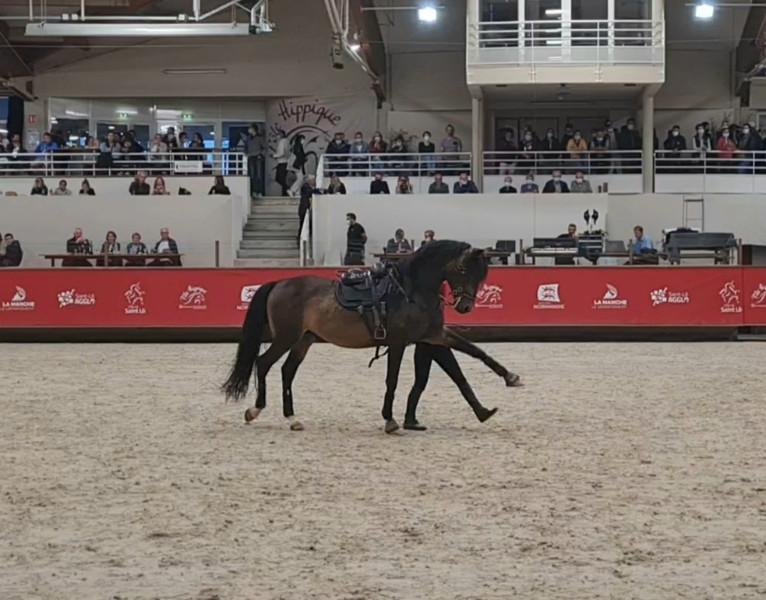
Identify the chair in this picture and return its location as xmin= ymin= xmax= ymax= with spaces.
xmin=494 ymin=240 xmax=516 ymax=265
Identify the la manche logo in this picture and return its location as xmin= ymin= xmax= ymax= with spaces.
xmin=1 ymin=286 xmax=35 ymax=311
xmin=650 ymin=287 xmax=690 ymax=307
xmin=476 ymin=283 xmax=503 ymax=309
xmin=124 ymin=282 xmax=147 ymax=315
xmin=58 ymin=288 xmax=96 ymax=308
xmin=534 ymin=283 xmax=565 ymax=310
xmin=179 ymin=285 xmax=208 ymax=310
xmin=237 ymin=285 xmax=261 ymax=311
xmin=593 ymin=283 xmax=628 ymax=309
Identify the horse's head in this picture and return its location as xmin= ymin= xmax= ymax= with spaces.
xmin=446 ymin=247 xmax=489 ymax=314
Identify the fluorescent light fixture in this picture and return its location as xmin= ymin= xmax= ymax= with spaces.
xmin=418 ymin=6 xmax=438 ymax=23
xmin=544 ymin=8 xmax=563 ymax=15
xmin=546 ymin=39 xmax=563 ymax=45
xmin=694 ymin=0 xmax=714 ymax=19
xmin=163 ymin=68 xmax=227 ymax=75
xmin=348 ymin=42 xmax=361 ymax=52
xmin=25 ymin=22 xmax=251 ymax=37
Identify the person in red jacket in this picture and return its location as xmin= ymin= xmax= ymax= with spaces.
xmin=716 ymin=127 xmax=737 ymax=173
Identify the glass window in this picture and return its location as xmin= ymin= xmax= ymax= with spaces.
xmin=481 ymin=0 xmax=519 ymax=21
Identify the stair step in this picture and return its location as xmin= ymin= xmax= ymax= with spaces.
xmin=246 ymin=215 xmax=299 ymax=223
xmin=244 ymin=222 xmax=298 ymax=232
xmin=242 ymin=231 xmax=297 ymax=240
xmin=237 ymin=248 xmax=300 ymax=259
xmin=235 ymin=257 xmax=301 ymax=267
xmin=252 ymin=197 xmax=299 ymax=208
xmin=239 ymin=239 xmax=299 ymax=249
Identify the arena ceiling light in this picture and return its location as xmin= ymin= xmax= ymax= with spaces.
xmin=360 ymin=3 xmax=443 ymax=23
xmin=694 ymin=0 xmax=715 ymax=19
xmin=417 ymin=5 xmax=438 ymax=23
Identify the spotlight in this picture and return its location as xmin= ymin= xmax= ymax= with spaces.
xmin=694 ymin=0 xmax=714 ymax=20
xmin=349 ymin=43 xmax=361 ymax=52
xmin=418 ymin=6 xmax=438 ymax=23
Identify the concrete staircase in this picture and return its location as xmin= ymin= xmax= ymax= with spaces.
xmin=235 ymin=196 xmax=301 ymax=267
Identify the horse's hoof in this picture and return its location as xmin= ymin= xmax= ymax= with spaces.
xmin=403 ymin=420 xmax=428 ymax=431
xmin=244 ymin=407 xmax=261 ymax=423
xmin=504 ymin=372 xmax=522 ymax=387
xmin=289 ymin=419 xmax=305 ymax=431
xmin=384 ymin=419 xmax=400 ymax=434
xmin=477 ymin=407 xmax=498 ymax=423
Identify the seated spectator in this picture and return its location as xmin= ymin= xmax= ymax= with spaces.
xmin=97 ymin=230 xmax=122 ymax=266
xmin=453 ymin=172 xmax=478 ymax=194
xmin=420 ymin=229 xmax=436 ymax=248
xmin=555 ymin=223 xmax=578 ymax=265
xmin=129 ymin=172 xmax=150 ymax=195
xmin=326 ymin=174 xmax=347 ymax=195
xmin=79 ymin=179 xmax=95 ymax=195
xmin=386 ymin=228 xmax=413 ymax=254
xmin=428 ymin=172 xmax=449 ymax=194
xmin=349 ymin=132 xmax=368 ymax=175
xmin=0 ymin=233 xmax=23 ymax=266
xmin=369 ymin=131 xmax=388 ymax=157
xmin=570 ymin=170 xmax=593 ymax=193
xmin=152 ymin=176 xmax=170 ymax=195
xmin=396 ymin=175 xmax=413 ymax=194
xmin=127 ymin=232 xmax=148 ymax=255
xmin=418 ymin=131 xmax=436 ymax=173
xmin=151 ymin=227 xmax=182 ymax=266
xmin=52 ymin=179 xmax=72 ymax=196
xmin=209 ymin=175 xmax=231 ymax=195
xmin=64 ymin=227 xmax=93 ymax=266
xmin=499 ymin=175 xmax=517 ymax=193
xmin=34 ymin=131 xmax=59 ymax=158
xmin=31 ymin=177 xmax=48 ymax=195
xmin=388 ymin=136 xmax=408 ymax=173
xmin=566 ymin=130 xmax=589 ymax=169
xmin=369 ymin=172 xmax=390 ymax=194
xmin=543 ymin=170 xmax=570 ymax=193
xmin=628 ymin=225 xmax=658 ymax=265
xmin=520 ymin=173 xmax=539 ymax=193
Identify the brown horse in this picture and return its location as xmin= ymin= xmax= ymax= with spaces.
xmin=222 ymin=240 xmax=521 ymax=432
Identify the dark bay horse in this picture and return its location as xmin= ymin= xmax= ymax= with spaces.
xmin=222 ymin=240 xmax=521 ymax=433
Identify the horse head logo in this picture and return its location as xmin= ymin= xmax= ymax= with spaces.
xmin=180 ymin=285 xmax=207 ymax=306
xmin=476 ymin=283 xmax=503 ymax=306
xmin=719 ymin=281 xmax=740 ymax=308
xmin=751 ymin=283 xmax=766 ymax=305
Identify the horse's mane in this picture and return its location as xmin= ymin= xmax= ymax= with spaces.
xmin=397 ymin=240 xmax=471 ymax=274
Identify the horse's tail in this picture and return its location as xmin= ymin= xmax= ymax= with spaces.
xmin=221 ymin=281 xmax=277 ymax=401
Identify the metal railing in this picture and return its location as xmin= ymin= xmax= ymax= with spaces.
xmin=0 ymin=150 xmax=247 ymax=177
xmin=654 ymin=149 xmax=766 ymax=174
xmin=484 ymin=149 xmax=643 ymax=175
xmin=321 ymin=151 xmax=473 ymax=178
xmin=468 ymin=19 xmax=664 ymax=65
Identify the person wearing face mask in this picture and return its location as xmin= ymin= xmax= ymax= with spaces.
xmin=543 ymin=169 xmax=570 ymax=193
xmin=349 ymin=131 xmax=368 ymax=176
xmin=387 ymin=135 xmax=408 ymax=175
xmin=566 ymin=130 xmax=589 ymax=171
xmin=428 ymin=172 xmax=449 ymax=194
xmin=570 ymin=170 xmax=592 ymax=193
xmin=368 ymin=131 xmax=387 ymax=172
xmin=418 ymin=131 xmax=436 ymax=174
xmin=539 ymin=128 xmax=561 ymax=163
xmin=440 ymin=124 xmax=463 ymax=175
xmin=560 ymin=123 xmax=575 ymax=149
xmin=604 ymin=121 xmax=620 ymax=173
xmin=617 ymin=118 xmax=642 ymax=174
xmin=495 ymin=128 xmax=518 ymax=175
xmin=590 ymin=129 xmax=610 ymax=174
xmin=453 ymin=172 xmax=478 ymax=194
xmin=369 ymin=172 xmax=390 ymax=194
xmin=518 ymin=129 xmax=537 ymax=173
xmin=325 ymin=132 xmax=351 ymax=177
xmin=715 ymin=127 xmax=737 ymax=172
xmin=344 ymin=212 xmax=367 ymax=266
xmin=691 ymin=123 xmax=712 ymax=166
xmin=662 ymin=125 xmax=687 ymax=172
xmin=737 ymin=122 xmax=761 ymax=174
xmin=520 ymin=172 xmax=539 ymax=193
xmin=499 ymin=175 xmax=517 ymax=194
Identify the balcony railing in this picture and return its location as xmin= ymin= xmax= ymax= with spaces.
xmin=321 ymin=152 xmax=472 ymax=178
xmin=468 ymin=19 xmax=664 ymax=66
xmin=0 ymin=150 xmax=247 ymax=177
xmin=484 ymin=149 xmax=643 ymax=175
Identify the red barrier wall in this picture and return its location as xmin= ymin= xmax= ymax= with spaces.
xmin=1 ymin=267 xmax=765 ymax=328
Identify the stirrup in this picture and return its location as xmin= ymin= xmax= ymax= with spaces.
xmin=374 ymin=325 xmax=387 ymax=340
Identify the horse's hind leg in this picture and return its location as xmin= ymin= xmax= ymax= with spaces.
xmin=382 ymin=345 xmax=405 ymax=434
xmin=281 ymin=332 xmax=316 ymax=431
xmin=244 ymin=342 xmax=291 ymax=423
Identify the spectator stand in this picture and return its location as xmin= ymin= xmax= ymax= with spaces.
xmin=655 ymin=150 xmax=766 ymax=194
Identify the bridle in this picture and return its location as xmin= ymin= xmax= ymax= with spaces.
xmin=450 ymin=286 xmax=476 ymax=308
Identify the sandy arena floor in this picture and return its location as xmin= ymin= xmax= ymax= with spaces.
xmin=1 ymin=342 xmax=766 ymax=599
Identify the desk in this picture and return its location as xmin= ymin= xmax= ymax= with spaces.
xmin=43 ymin=253 xmax=183 ymax=267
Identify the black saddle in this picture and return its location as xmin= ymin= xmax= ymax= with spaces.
xmin=336 ymin=267 xmax=395 ymax=340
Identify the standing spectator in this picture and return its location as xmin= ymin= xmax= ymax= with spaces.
xmin=566 ymin=130 xmax=589 ymax=171
xmin=499 ymin=175 xmax=517 ymax=193
xmin=30 ymin=177 xmax=48 ymax=195
xmin=520 ymin=173 xmax=539 ymax=193
xmin=518 ymin=130 xmax=537 ymax=174
xmin=150 ymin=133 xmax=168 ymax=160
xmin=618 ymin=118 xmax=642 ymax=173
xmin=605 ymin=121 xmax=620 ymax=172
xmin=388 ymin=135 xmax=408 ymax=174
xmin=152 ymin=176 xmax=169 ymax=195
xmin=396 ymin=175 xmax=413 ymax=194
xmin=129 ymin=171 xmax=150 ymax=195
xmin=243 ymin=124 xmax=265 ymax=197
xmin=344 ymin=212 xmax=367 ymax=265
xmin=418 ymin=131 xmax=436 ymax=175
xmin=539 ymin=128 xmax=562 ymax=168
xmin=79 ymin=179 xmax=95 ymax=195
xmin=326 ymin=174 xmax=346 ymax=194
xmin=97 ymin=131 xmax=120 ymax=173
xmin=35 ymin=132 xmax=59 ymax=157
xmin=368 ymin=131 xmax=388 ymax=173
xmin=386 ymin=228 xmax=413 ymax=254
xmin=663 ymin=125 xmax=687 ymax=173
xmin=0 ymin=233 xmax=23 ymax=266
xmin=440 ymin=124 xmax=463 ymax=154
xmin=453 ymin=172 xmax=478 ymax=194
xmin=691 ymin=124 xmax=712 ymax=169
xmin=209 ymin=175 xmax=231 ymax=195
xmin=7 ymin=134 xmax=27 ymax=171
xmin=273 ymin=129 xmax=290 ymax=197
xmin=178 ymin=131 xmax=189 ymax=150
xmin=738 ymin=123 xmax=760 ymax=173
xmin=291 ymin=133 xmax=307 ymax=176
xmin=369 ymin=172 xmax=390 ymax=194
xmin=420 ymin=229 xmax=436 ymax=248
xmin=560 ymin=123 xmax=575 ymax=150
xmin=543 ymin=170 xmax=570 ymax=193
xmin=495 ymin=128 xmax=517 ymax=175
xmin=52 ymin=179 xmax=72 ymax=196
xmin=163 ymin=127 xmax=179 ymax=150
xmin=325 ymin=132 xmax=351 ymax=176
xmin=570 ymin=170 xmax=593 ymax=193
xmin=190 ymin=132 xmax=205 ymax=152
xmin=428 ymin=173 xmax=449 ymax=194
xmin=591 ymin=129 xmax=610 ymax=173
xmin=151 ymin=227 xmax=181 ymax=266
xmin=716 ymin=127 xmax=737 ymax=171
xmin=350 ymin=131 xmax=369 ymax=176
xmin=496 ymin=128 xmax=517 ymax=153
xmin=298 ymin=175 xmax=320 ymax=236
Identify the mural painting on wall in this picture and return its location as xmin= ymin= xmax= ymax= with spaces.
xmin=266 ymin=96 xmax=372 ymax=193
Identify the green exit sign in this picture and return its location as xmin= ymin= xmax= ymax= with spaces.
xmin=182 ymin=113 xmax=193 ymax=121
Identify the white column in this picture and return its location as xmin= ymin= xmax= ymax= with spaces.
xmin=471 ymin=95 xmax=484 ymax=191
xmin=642 ymin=88 xmax=654 ymax=193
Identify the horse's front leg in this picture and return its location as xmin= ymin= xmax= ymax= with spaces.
xmin=435 ymin=328 xmax=522 ymax=387
xmin=382 ymin=345 xmax=405 ymax=434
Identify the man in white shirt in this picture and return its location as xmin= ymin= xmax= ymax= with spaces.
xmin=273 ymin=129 xmax=290 ymax=197
xmin=52 ymin=179 xmax=72 ymax=196
xmin=151 ymin=227 xmax=181 ymax=266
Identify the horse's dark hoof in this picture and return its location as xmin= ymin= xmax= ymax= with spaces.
xmin=384 ymin=419 xmax=400 ymax=434
xmin=403 ymin=420 xmax=428 ymax=431
xmin=477 ymin=407 xmax=498 ymax=423
xmin=504 ymin=372 xmax=522 ymax=387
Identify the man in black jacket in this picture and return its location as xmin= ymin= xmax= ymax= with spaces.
xmin=542 ymin=170 xmax=570 ymax=193
xmin=298 ymin=175 xmax=321 ymax=238
xmin=150 ymin=227 xmax=182 ymax=266
xmin=618 ymin=118 xmax=642 ymax=173
xmin=128 ymin=171 xmax=150 ymax=195
xmin=428 ymin=173 xmax=449 ymax=194
xmin=325 ymin=132 xmax=351 ymax=176
xmin=0 ymin=233 xmax=23 ymax=266
xmin=344 ymin=213 xmax=367 ymax=265
xmin=369 ymin=173 xmax=390 ymax=194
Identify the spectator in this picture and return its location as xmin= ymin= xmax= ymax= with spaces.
xmin=344 ymin=212 xmax=367 ymax=266
xmin=291 ymin=133 xmax=307 ymax=175
xmin=52 ymin=179 xmax=72 ymax=196
xmin=368 ymin=132 xmax=388 ymax=169
xmin=618 ymin=118 xmax=642 ymax=173
xmin=499 ymin=175 xmax=517 ymax=193
xmin=7 ymin=134 xmax=27 ymax=170
xmin=79 ymin=179 xmax=95 ymax=195
xmin=178 ymin=131 xmax=189 ymax=150
xmin=129 ymin=172 xmax=150 ymax=195
xmin=190 ymin=132 xmax=205 ymax=151
xmin=566 ymin=130 xmax=589 ymax=170
xmin=98 ymin=230 xmax=122 ymax=266
xmin=151 ymin=227 xmax=181 ymax=266
xmin=31 ymin=177 xmax=48 ymax=195
xmin=716 ymin=127 xmax=737 ymax=170
xmin=349 ymin=131 xmax=369 ymax=176
xmin=453 ymin=172 xmax=478 ymax=194
xmin=420 ymin=229 xmax=436 ymax=248
xmin=440 ymin=124 xmax=463 ymax=154
xmin=273 ymin=129 xmax=290 ymax=196
xmin=97 ymin=131 xmax=120 ymax=172
xmin=35 ymin=132 xmax=59 ymax=156
xmin=495 ymin=128 xmax=517 ymax=174
xmin=163 ymin=127 xmax=179 ymax=150
xmin=150 ymin=133 xmax=168 ymax=158
xmin=738 ymin=123 xmax=760 ymax=173
xmin=388 ymin=135 xmax=408 ymax=174
xmin=520 ymin=173 xmax=539 ymax=193
xmin=591 ymin=129 xmax=610 ymax=173
xmin=152 ymin=176 xmax=170 ymax=195
xmin=428 ymin=173 xmax=449 ymax=194
xmin=418 ymin=131 xmax=436 ymax=174
xmin=663 ymin=125 xmax=686 ymax=171
xmin=209 ymin=175 xmax=231 ymax=195
xmin=0 ymin=233 xmax=23 ymax=267
xmin=570 ymin=170 xmax=593 ymax=193
xmin=325 ymin=132 xmax=351 ymax=176
xmin=540 ymin=128 xmax=562 ymax=154
xmin=396 ymin=175 xmax=413 ymax=194
xmin=691 ymin=123 xmax=712 ymax=163
xmin=518 ymin=129 xmax=537 ymax=173
xmin=496 ymin=128 xmax=517 ymax=152
xmin=629 ymin=225 xmax=658 ymax=265
xmin=560 ymin=123 xmax=575 ymax=149
xmin=326 ymin=174 xmax=347 ymax=195
xmin=242 ymin=124 xmax=265 ymax=196
xmin=386 ymin=228 xmax=413 ymax=254
xmin=66 ymin=227 xmax=93 ymax=254
xmin=543 ymin=170 xmax=570 ymax=193
xmin=561 ymin=223 xmax=578 ymax=240
xmin=126 ymin=232 xmax=148 ymax=255
xmin=298 ymin=175 xmax=321 ymax=236
xmin=369 ymin=173 xmax=390 ymax=194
